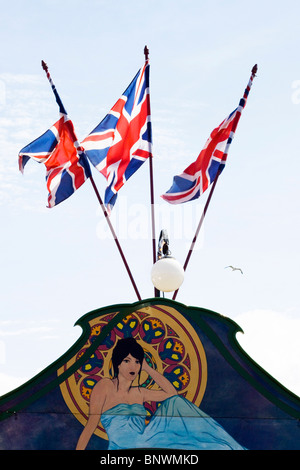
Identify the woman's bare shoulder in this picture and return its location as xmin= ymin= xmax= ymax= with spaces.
xmin=89 ymin=378 xmax=114 ymax=413
xmin=92 ymin=378 xmax=113 ymax=396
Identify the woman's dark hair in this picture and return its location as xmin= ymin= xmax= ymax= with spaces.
xmin=112 ymin=337 xmax=144 ymax=382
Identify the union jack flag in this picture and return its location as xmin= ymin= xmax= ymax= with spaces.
xmin=161 ymin=66 xmax=257 ymax=204
xmin=19 ymin=115 xmax=91 ymax=208
xmin=81 ymin=60 xmax=152 ymax=211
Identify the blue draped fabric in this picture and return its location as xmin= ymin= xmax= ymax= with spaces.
xmin=101 ymin=395 xmax=245 ymax=450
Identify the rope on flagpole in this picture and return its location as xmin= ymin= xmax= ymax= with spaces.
xmin=173 ymin=64 xmax=258 ymax=301
xmin=41 ymin=60 xmax=142 ymax=301
xmin=144 ymin=46 xmax=160 ymax=297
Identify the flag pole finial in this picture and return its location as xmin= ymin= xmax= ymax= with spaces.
xmin=144 ymin=45 xmax=149 ymax=61
xmin=252 ymin=64 xmax=258 ymax=76
xmin=41 ymin=60 xmax=48 ymax=73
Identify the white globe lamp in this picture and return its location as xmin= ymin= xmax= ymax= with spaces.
xmin=151 ymin=256 xmax=184 ymax=293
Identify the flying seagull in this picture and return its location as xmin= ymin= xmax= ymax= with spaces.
xmin=225 ymin=266 xmax=243 ymax=274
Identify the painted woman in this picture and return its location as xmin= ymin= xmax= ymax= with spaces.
xmin=76 ymin=337 xmax=245 ymax=450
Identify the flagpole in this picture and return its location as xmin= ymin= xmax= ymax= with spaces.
xmin=172 ymin=170 xmax=220 ymax=301
xmin=89 ymin=176 xmax=142 ymax=300
xmin=144 ymin=46 xmax=159 ymax=297
xmin=41 ymin=60 xmax=142 ymax=301
xmin=172 ymin=64 xmax=258 ymax=301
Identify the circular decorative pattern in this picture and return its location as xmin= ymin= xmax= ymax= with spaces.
xmin=80 ymin=375 xmax=101 ymax=401
xmin=114 ymin=313 xmax=140 ymax=338
xmin=163 ymin=364 xmax=190 ymax=392
xmin=158 ymin=338 xmax=185 ymax=364
xmin=77 ymin=349 xmax=104 ymax=375
xmin=139 ymin=317 xmax=166 ymax=344
xmin=58 ymin=305 xmax=207 ymax=441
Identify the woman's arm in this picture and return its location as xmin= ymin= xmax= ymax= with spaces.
xmin=141 ymin=359 xmax=177 ymax=402
xmin=76 ymin=379 xmax=109 ymax=450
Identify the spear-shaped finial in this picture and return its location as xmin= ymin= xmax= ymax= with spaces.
xmin=41 ymin=60 xmax=48 ymax=73
xmin=252 ymin=64 xmax=258 ymax=76
xmin=144 ymin=45 xmax=149 ymax=61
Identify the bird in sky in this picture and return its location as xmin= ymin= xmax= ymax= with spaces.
xmin=225 ymin=266 xmax=243 ymax=274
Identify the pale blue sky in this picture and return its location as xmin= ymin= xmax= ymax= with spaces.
xmin=0 ymin=0 xmax=299 ymax=397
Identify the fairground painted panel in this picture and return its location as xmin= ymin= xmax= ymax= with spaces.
xmin=0 ymin=299 xmax=299 ymax=450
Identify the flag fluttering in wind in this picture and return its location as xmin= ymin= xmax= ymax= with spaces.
xmin=18 ymin=60 xmax=143 ymax=300
xmin=161 ymin=65 xmax=257 ymax=205
xmin=19 ymin=61 xmax=91 ymax=208
xmin=81 ymin=60 xmax=152 ymax=211
xmin=19 ymin=117 xmax=91 ymax=208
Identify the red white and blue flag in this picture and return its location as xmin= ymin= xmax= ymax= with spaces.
xmin=161 ymin=67 xmax=257 ymax=204
xmin=19 ymin=116 xmax=91 ymax=208
xmin=19 ymin=64 xmax=91 ymax=208
xmin=81 ymin=60 xmax=152 ymax=211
